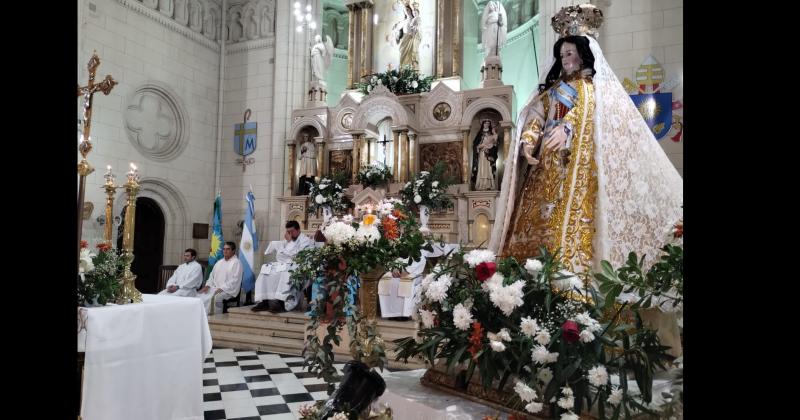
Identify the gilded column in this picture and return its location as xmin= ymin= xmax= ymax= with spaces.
xmin=399 ymin=131 xmax=409 ymax=183
xmin=315 ymin=137 xmax=325 ymax=178
xmin=392 ymin=130 xmax=400 ymax=180
xmin=408 ymin=131 xmax=417 ymax=177
xmin=347 ymin=5 xmax=357 ymax=88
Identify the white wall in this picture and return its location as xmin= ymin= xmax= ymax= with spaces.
xmin=79 ymin=0 xmax=220 ymax=265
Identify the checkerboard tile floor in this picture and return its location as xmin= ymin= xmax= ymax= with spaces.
xmin=202 ymin=348 xmax=346 ymax=420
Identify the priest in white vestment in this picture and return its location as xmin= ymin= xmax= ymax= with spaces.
xmin=157 ymin=248 xmax=204 ymax=297
xmin=251 ymin=221 xmax=315 ymax=312
xmin=378 ymin=256 xmax=426 ymax=319
xmin=198 ymin=242 xmax=243 ymax=315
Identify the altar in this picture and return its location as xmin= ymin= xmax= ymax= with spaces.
xmin=78 ymin=294 xmax=212 ymax=420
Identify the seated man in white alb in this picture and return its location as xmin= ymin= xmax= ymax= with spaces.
xmin=197 ymin=242 xmax=243 ymax=315
xmin=251 ymin=220 xmax=315 ymax=312
xmin=157 ymin=248 xmax=203 ymax=297
xmin=378 ymin=256 xmax=426 ymax=320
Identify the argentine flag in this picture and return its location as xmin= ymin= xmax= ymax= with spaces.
xmin=239 ymin=191 xmax=259 ymax=293
xmin=207 ymin=193 xmax=224 ymax=280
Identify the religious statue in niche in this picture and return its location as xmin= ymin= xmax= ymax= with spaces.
xmin=481 ymin=0 xmax=508 ymax=58
xmin=310 ymin=35 xmax=334 ymax=83
xmin=471 ymin=119 xmax=499 ymax=190
xmin=244 ymin=6 xmax=259 ymax=40
xmin=228 ymin=8 xmax=244 ymax=42
xmin=203 ymin=7 xmax=218 ymax=40
xmin=392 ymin=1 xmax=421 ymax=71
xmin=297 ymin=132 xmax=317 ymax=196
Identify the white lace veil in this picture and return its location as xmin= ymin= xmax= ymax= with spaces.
xmin=489 ymin=36 xmax=683 ymax=270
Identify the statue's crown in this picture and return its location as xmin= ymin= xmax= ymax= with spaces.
xmin=551 ymin=3 xmax=604 ymax=38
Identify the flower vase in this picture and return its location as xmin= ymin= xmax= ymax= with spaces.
xmin=419 ymin=205 xmax=430 ymax=233
xmin=322 ymin=206 xmax=333 ymax=224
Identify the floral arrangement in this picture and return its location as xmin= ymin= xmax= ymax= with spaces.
xmin=399 ymin=161 xmax=453 ymax=211
xmin=290 ymin=199 xmax=432 ymax=389
xmin=77 ymin=240 xmax=125 ymax=306
xmin=356 ymin=65 xmax=434 ymax=96
xmin=357 ymin=163 xmax=392 ymax=189
xmin=298 ymin=401 xmax=393 ymax=420
xmin=307 ymin=177 xmax=351 ymax=215
xmin=394 ymin=245 xmax=679 ymax=419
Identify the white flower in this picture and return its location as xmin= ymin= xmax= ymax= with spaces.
xmin=404 ymin=182 xmax=411 ymax=189
xmin=331 ymin=413 xmax=349 ymax=420
xmin=411 ymin=80 xmax=418 ymax=88
xmin=355 ymin=225 xmax=380 ymax=243
xmin=425 ymin=274 xmax=452 ymax=303
xmin=587 ymin=365 xmax=609 ymax=387
xmin=560 ymin=412 xmax=579 ymax=420
xmin=420 ymin=171 xmax=430 ymax=176
xmin=342 ymin=214 xmax=354 ymax=223
xmin=419 ymin=309 xmax=436 ymax=328
xmin=579 ymin=329 xmax=595 ymax=343
xmin=367 ymin=85 xmax=372 ymax=92
xmin=420 ymin=273 xmax=436 ymax=293
xmin=497 ymin=328 xmax=512 ymax=342
xmin=489 ymin=340 xmax=506 ymax=352
xmin=537 ymin=367 xmax=553 ymax=384
xmin=414 ymin=194 xmax=422 ymax=204
xmin=489 ymin=280 xmax=525 ymax=316
xmin=607 ymin=388 xmax=623 ymax=405
xmin=432 ymin=181 xmax=439 ymax=187
xmin=79 ymin=248 xmax=95 ymax=274
xmin=520 ymin=317 xmax=539 ymax=337
xmin=452 ymin=303 xmax=474 ymax=331
xmin=531 ymin=346 xmax=549 ymax=364
xmin=514 ymin=381 xmax=537 ymax=403
xmin=546 ymin=352 xmax=559 ymax=364
xmin=525 ymin=401 xmax=544 ymax=413
xmin=464 ymin=249 xmax=496 ymax=267
xmin=319 ymin=183 xmax=328 ymax=190
xmin=558 ymin=386 xmax=575 ymax=410
xmin=551 ymin=270 xmax=583 ymax=291
xmin=322 ymin=221 xmax=356 ymax=245
xmin=315 ymin=194 xmax=324 ymax=204
xmin=371 ymin=76 xmax=377 ymax=83
xmin=534 ymin=329 xmax=551 ymax=346
xmin=525 ymin=258 xmax=543 ymax=274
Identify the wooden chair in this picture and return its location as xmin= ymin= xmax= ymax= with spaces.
xmin=157 ymin=265 xmax=179 ymax=292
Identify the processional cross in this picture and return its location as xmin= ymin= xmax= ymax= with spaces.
xmin=77 ymin=51 xmax=117 ymax=259
xmin=377 ymin=135 xmax=392 ymax=167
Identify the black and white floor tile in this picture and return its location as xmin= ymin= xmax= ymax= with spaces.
xmin=202 ymin=348 xmax=345 ymax=420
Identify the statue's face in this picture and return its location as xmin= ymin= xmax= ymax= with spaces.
xmin=560 ymin=42 xmax=582 ymax=75
xmin=315 ymin=35 xmax=321 ymax=43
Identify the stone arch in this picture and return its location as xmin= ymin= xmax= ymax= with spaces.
xmin=460 ymin=97 xmax=512 ymax=127
xmin=289 ymin=116 xmax=327 ymax=141
xmin=114 ymin=177 xmax=190 ymax=266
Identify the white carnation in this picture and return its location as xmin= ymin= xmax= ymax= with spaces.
xmin=525 ymin=258 xmax=543 ymax=274
xmin=525 ymin=402 xmax=543 ymax=413
xmin=315 ymin=194 xmax=324 ymax=204
xmin=537 ymin=367 xmax=553 ymax=384
xmin=431 ymin=181 xmax=439 ymax=187
xmin=419 ymin=309 xmax=436 ymax=328
xmin=411 ymin=80 xmax=418 ymax=88
xmin=464 ymin=249 xmax=496 ymax=267
xmin=514 ymin=381 xmax=537 ymax=403
xmin=322 ymin=221 xmax=356 ymax=245
xmin=425 ymin=274 xmax=452 ymax=303
xmin=579 ymin=329 xmax=595 ymax=343
xmin=520 ymin=317 xmax=539 ymax=337
xmin=534 ymin=329 xmax=551 ymax=346
xmin=497 ymin=328 xmax=512 ymax=342
xmin=414 ymin=194 xmax=422 ymax=204
xmin=489 ymin=340 xmax=506 ymax=352
xmin=489 ymin=280 xmax=525 ymax=316
xmin=587 ymin=365 xmax=609 ymax=387
xmin=531 ymin=345 xmax=554 ymax=365
xmin=607 ymin=388 xmax=623 ymax=405
xmin=560 ymin=412 xmax=579 ymax=420
xmin=452 ymin=303 xmax=474 ymax=331
xmin=354 ymin=225 xmax=380 ymax=243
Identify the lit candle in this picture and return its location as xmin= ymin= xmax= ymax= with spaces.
xmin=104 ymin=165 xmax=114 ymax=183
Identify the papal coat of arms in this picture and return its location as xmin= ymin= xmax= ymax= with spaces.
xmin=623 ymin=56 xmax=683 ymax=142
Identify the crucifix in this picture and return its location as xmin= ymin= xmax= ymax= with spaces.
xmin=377 ymin=134 xmax=392 ymax=167
xmin=77 ymin=51 xmax=117 ymax=261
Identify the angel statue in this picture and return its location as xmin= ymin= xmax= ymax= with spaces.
xmin=310 ymin=34 xmax=334 ymax=83
xmin=481 ymin=0 xmax=508 ymax=58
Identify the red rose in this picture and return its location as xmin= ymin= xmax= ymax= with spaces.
xmin=80 ymin=240 xmax=88 ymax=249
xmin=475 ymin=262 xmax=497 ymax=282
xmin=96 ymin=242 xmax=111 ymax=253
xmin=562 ymin=320 xmax=580 ymax=344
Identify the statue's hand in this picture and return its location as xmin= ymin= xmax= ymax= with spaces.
xmin=522 ymin=143 xmax=539 ymax=166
